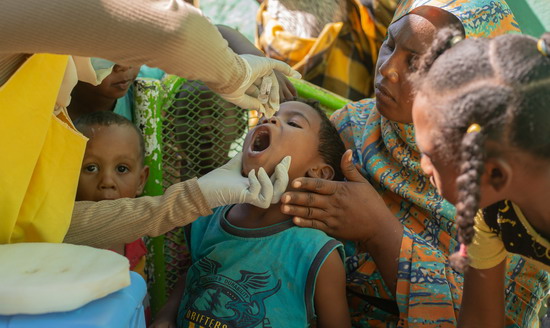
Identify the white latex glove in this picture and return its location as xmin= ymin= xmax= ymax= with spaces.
xmin=270 ymin=156 xmax=291 ymax=204
xmin=197 ymin=153 xmax=292 ymax=209
xmin=217 ymin=54 xmax=301 ymax=116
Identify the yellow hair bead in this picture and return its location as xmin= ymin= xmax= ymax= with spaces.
xmin=537 ymin=38 xmax=549 ymax=57
xmin=450 ymin=35 xmax=464 ymax=46
xmin=467 ymin=123 xmax=482 ymax=133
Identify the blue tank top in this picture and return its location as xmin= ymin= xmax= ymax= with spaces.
xmin=176 ymin=206 xmax=343 ymax=328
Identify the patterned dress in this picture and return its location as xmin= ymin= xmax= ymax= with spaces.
xmin=333 ymin=97 xmax=549 ymax=327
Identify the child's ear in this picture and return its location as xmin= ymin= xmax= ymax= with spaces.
xmin=307 ymin=164 xmax=335 ymax=180
xmin=481 ymin=158 xmax=512 ymax=194
xmin=136 ymin=165 xmax=150 ymax=197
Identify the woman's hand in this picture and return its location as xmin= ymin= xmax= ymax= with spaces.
xmin=281 ymin=150 xmax=395 ymax=243
xmin=280 ymin=150 xmax=403 ymax=292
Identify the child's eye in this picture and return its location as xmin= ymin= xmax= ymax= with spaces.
xmin=117 ymin=165 xmax=130 ymax=173
xmin=287 ymin=121 xmax=302 ymax=128
xmin=84 ymin=164 xmax=98 ymax=173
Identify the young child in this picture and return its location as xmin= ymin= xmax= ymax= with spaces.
xmin=68 ymin=63 xmax=141 ymax=122
xmin=411 ymin=30 xmax=550 ymax=327
xmin=75 ymin=111 xmax=150 ymax=277
xmin=151 ymin=100 xmax=351 ymax=328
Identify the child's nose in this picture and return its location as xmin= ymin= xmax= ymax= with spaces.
xmin=260 ymin=116 xmax=279 ymax=126
xmin=98 ymin=172 xmax=116 ymax=189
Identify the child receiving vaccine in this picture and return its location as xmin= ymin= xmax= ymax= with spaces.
xmin=151 ymin=99 xmax=351 ymax=328
xmin=412 ymin=30 xmax=550 ymax=327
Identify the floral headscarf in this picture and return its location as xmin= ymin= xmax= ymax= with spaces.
xmin=333 ymin=1 xmax=524 ymax=325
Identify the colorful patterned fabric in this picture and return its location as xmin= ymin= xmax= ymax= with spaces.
xmin=256 ymin=0 xmax=399 ymax=101
xmin=392 ymin=0 xmax=521 ymax=37
xmin=335 ymin=98 xmax=549 ymax=327
xmin=470 ymin=200 xmax=550 ymax=271
xmin=332 ymin=2 xmax=547 ymax=323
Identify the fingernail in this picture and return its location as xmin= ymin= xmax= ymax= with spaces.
xmin=293 ymin=180 xmax=301 ymax=188
xmin=283 ymin=195 xmax=290 ymax=203
xmin=282 ymin=205 xmax=290 ymax=213
xmin=294 ymin=217 xmax=301 ymax=224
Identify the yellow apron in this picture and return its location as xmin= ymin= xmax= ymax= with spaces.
xmin=0 ymin=54 xmax=87 ymax=243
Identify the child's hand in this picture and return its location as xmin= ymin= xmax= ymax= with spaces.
xmin=197 ymin=153 xmax=290 ymax=208
xmin=148 ymin=320 xmax=176 ymax=328
xmin=275 ymin=71 xmax=297 ymax=102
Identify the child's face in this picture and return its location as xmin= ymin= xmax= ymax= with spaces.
xmin=374 ymin=8 xmax=458 ymax=123
xmin=413 ymin=93 xmax=460 ymax=204
xmin=76 ymin=124 xmax=148 ymax=202
xmin=96 ymin=65 xmax=140 ymax=99
xmin=241 ymin=101 xmax=326 ymax=184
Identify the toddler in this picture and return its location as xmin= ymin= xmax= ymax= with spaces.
xmin=69 ymin=64 xmax=142 ymax=122
xmin=75 ymin=111 xmax=150 ymax=276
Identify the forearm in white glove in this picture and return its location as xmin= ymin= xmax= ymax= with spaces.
xmin=197 ymin=153 xmax=291 ymax=209
xmin=213 ymin=54 xmax=301 ymax=117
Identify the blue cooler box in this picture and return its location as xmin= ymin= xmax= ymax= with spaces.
xmin=0 ymin=271 xmax=146 ymax=328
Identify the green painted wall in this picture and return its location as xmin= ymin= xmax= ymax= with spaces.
xmin=509 ymin=0 xmax=550 ymax=36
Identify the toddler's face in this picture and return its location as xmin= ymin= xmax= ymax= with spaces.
xmin=241 ymin=101 xmax=323 ymax=184
xmin=97 ymin=65 xmax=140 ymax=100
xmin=76 ymin=124 xmax=147 ymax=202
xmin=412 ymin=93 xmax=460 ymax=204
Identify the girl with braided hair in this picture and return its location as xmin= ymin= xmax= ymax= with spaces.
xmin=412 ymin=30 xmax=550 ymax=327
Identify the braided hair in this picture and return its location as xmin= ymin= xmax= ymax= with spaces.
xmin=412 ymin=30 xmax=550 ymax=272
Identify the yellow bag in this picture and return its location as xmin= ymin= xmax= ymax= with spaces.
xmin=0 ymin=54 xmax=87 ymax=243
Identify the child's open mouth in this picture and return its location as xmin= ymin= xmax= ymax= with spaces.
xmin=250 ymin=126 xmax=271 ymax=155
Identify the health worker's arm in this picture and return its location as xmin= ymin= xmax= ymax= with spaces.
xmin=0 ymin=0 xmax=295 ymax=106
xmin=64 ymin=178 xmax=212 ymax=248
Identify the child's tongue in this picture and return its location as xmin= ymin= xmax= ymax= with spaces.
xmin=252 ymin=130 xmax=270 ymax=152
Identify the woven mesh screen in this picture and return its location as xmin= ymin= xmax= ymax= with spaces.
xmin=155 ymin=79 xmax=254 ymax=295
xmin=162 ymin=80 xmax=250 ymax=185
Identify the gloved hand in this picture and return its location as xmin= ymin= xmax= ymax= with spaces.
xmin=270 ymin=156 xmax=291 ymax=204
xmin=218 ymin=54 xmax=301 ymax=117
xmin=197 ymin=153 xmax=292 ymax=209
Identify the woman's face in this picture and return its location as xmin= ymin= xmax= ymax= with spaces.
xmin=413 ymin=92 xmax=460 ymax=203
xmin=374 ymin=10 xmax=456 ymax=123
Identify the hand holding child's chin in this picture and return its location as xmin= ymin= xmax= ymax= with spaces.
xmin=280 ymin=150 xmax=397 ymax=243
